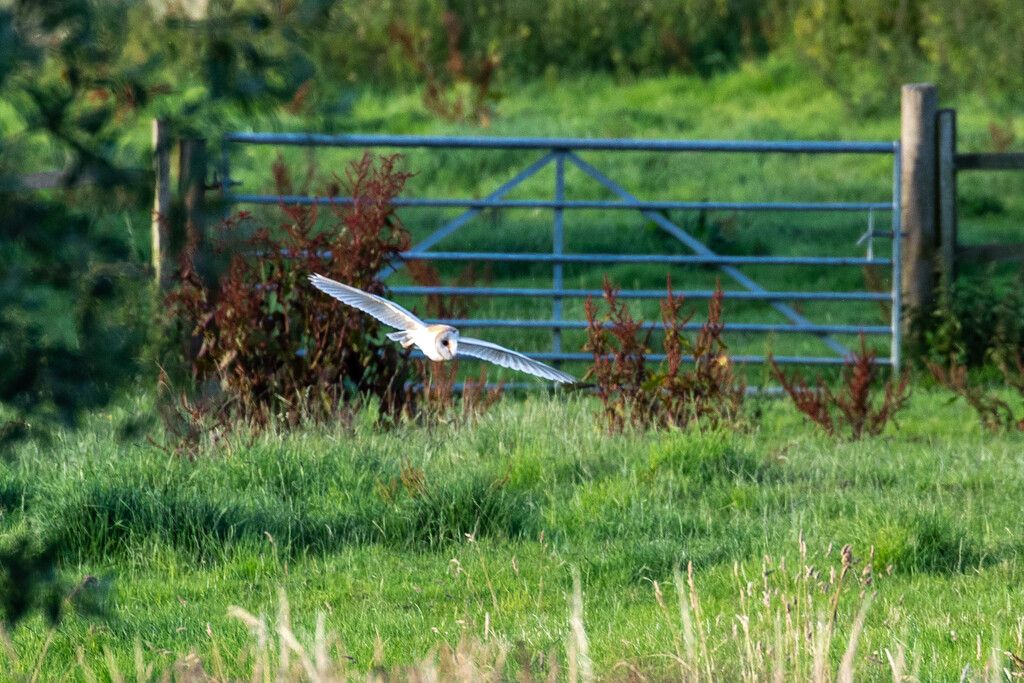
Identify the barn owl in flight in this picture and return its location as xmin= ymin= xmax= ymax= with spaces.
xmin=309 ymin=274 xmax=578 ymax=385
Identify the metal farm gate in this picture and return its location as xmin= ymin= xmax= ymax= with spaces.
xmin=221 ymin=133 xmax=902 ymax=375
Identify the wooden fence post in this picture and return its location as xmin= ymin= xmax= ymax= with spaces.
xmin=178 ymin=137 xmax=211 ymax=287
xmin=179 ymin=137 xmax=208 ymax=245
xmin=152 ymin=119 xmax=172 ymax=291
xmin=174 ymin=137 xmax=209 ymax=368
xmin=937 ymin=108 xmax=957 ymax=296
xmin=900 ymin=83 xmax=938 ymax=326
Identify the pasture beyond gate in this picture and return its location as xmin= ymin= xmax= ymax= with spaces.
xmin=220 ymin=133 xmax=903 ymax=377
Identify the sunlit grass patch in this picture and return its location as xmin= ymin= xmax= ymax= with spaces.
xmin=2 ymin=393 xmax=1024 ymax=678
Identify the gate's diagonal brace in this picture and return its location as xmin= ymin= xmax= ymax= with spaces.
xmin=378 ymin=152 xmax=557 ymax=279
xmin=566 ymin=152 xmax=850 ymax=357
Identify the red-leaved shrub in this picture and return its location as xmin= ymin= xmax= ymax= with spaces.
xmin=770 ymin=336 xmax=910 ymax=440
xmin=584 ymin=276 xmax=744 ymax=433
xmin=167 ymin=152 xmax=414 ymax=425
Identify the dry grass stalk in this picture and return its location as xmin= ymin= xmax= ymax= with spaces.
xmin=836 ymin=593 xmax=873 ymax=683
xmin=640 ymin=541 xmax=897 ymax=682
xmin=10 ymin=542 xmax=1021 ymax=681
xmin=673 ymin=566 xmax=697 ymax=679
xmin=568 ymin=567 xmax=593 ymax=683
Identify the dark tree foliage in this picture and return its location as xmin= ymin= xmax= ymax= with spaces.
xmin=0 ymin=538 xmax=62 ymax=629
xmin=0 ymin=535 xmax=107 ymax=630
xmin=0 ymin=202 xmax=143 ymax=425
xmin=0 ymin=0 xmax=315 ymax=437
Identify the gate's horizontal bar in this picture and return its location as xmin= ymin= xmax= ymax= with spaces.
xmin=427 ymin=319 xmax=892 ymax=335
xmin=225 ymin=132 xmax=896 ymax=154
xmin=410 ymin=351 xmax=892 ymax=366
xmin=412 ymin=382 xmax=790 ymax=394
xmin=256 ymin=250 xmax=892 ymax=267
xmin=228 ymin=193 xmax=892 ymax=213
xmin=401 ymin=252 xmax=892 ymax=267
xmin=390 ymin=285 xmax=892 ymax=302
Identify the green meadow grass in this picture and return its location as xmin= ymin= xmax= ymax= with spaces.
xmin=1 ymin=390 xmax=1023 ymax=679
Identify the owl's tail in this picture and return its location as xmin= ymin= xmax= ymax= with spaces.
xmin=386 ymin=330 xmax=416 ymax=348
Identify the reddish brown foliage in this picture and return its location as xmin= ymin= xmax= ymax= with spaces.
xmin=405 ymin=259 xmax=480 ymax=319
xmin=927 ymin=351 xmax=1024 ymax=432
xmin=388 ymin=11 xmax=499 ymax=125
xmin=407 ymin=361 xmax=504 ymax=427
xmin=988 ymin=117 xmax=1016 ymax=153
xmin=770 ymin=336 xmax=911 ymax=440
xmin=166 ymin=152 xmax=415 ymax=426
xmin=584 ymin=276 xmax=654 ymax=433
xmin=584 ymin=276 xmax=744 ymax=434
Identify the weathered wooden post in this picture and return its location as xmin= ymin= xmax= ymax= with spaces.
xmin=937 ymin=108 xmax=958 ymax=296
xmin=178 ymin=136 xmax=212 ymax=288
xmin=900 ymin=83 xmax=938 ymax=329
xmin=175 ymin=136 xmax=209 ymax=367
xmin=152 ymin=126 xmax=209 ymax=291
xmin=179 ymin=137 xmax=208 ymax=245
xmin=151 ymin=119 xmax=172 ymax=291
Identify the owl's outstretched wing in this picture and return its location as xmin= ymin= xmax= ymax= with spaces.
xmin=309 ymin=274 xmax=425 ymax=331
xmin=458 ymin=337 xmax=577 ymax=384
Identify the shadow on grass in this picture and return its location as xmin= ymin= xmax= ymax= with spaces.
xmin=38 ymin=477 xmax=539 ymax=562
xmin=869 ymin=511 xmax=985 ymax=575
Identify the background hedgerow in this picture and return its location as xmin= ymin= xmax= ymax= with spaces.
xmin=388 ymin=10 xmax=500 ymax=126
xmin=770 ymin=336 xmax=911 ymax=440
xmin=584 ymin=276 xmax=744 ymax=433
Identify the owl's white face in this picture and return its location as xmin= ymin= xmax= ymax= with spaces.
xmin=435 ymin=329 xmax=459 ymax=360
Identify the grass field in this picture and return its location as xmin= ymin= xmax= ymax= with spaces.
xmin=4 ymin=55 xmax=1024 ymax=680
xmin=2 ymin=389 xmax=1023 ymax=679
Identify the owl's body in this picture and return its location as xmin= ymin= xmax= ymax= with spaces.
xmin=387 ymin=324 xmax=459 ymax=361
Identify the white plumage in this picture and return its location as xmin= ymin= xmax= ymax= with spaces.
xmin=309 ymin=274 xmax=577 ymax=385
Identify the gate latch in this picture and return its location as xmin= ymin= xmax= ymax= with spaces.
xmin=855 ymin=208 xmax=875 ymax=260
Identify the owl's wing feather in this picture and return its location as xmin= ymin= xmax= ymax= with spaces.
xmin=458 ymin=337 xmax=577 ymax=384
xmin=309 ymin=274 xmax=425 ymax=331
